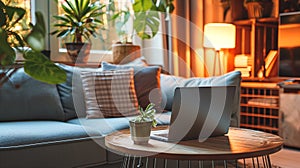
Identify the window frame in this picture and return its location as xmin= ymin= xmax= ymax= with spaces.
xmin=36 ymin=0 xmax=112 ymax=63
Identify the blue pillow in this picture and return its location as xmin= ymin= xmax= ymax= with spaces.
xmin=56 ymin=64 xmax=102 ymax=119
xmin=160 ymin=71 xmax=241 ymax=127
xmin=0 ymin=68 xmax=65 ymax=121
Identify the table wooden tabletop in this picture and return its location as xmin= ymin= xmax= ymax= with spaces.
xmin=105 ymin=126 xmax=283 ymax=160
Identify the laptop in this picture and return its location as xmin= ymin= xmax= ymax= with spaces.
xmin=150 ymin=86 xmax=236 ymax=142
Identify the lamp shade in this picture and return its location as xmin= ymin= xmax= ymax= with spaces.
xmin=203 ymin=23 xmax=236 ymax=50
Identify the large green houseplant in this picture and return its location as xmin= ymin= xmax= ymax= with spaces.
xmin=112 ymin=0 xmax=174 ymax=42
xmin=0 ymin=1 xmax=66 ymax=85
xmin=51 ymin=0 xmax=105 ymax=63
xmin=110 ymin=0 xmax=174 ymax=64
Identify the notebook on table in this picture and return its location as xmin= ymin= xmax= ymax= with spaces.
xmin=150 ymin=86 xmax=236 ymax=142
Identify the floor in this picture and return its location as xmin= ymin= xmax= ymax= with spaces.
xmin=270 ymin=147 xmax=300 ymax=168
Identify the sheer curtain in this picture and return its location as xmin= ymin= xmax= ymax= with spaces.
xmin=167 ymin=0 xmax=205 ymax=77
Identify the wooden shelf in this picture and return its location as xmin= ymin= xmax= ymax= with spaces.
xmin=241 ymin=103 xmax=279 ymax=109
xmin=241 ymin=82 xmax=279 ymax=88
xmin=240 ymin=124 xmax=278 ymax=131
xmin=240 ymin=112 xmax=279 ymax=119
xmin=233 ymin=17 xmax=278 ymax=78
xmin=240 ymin=82 xmax=280 ymax=134
xmin=234 ymin=17 xmax=278 ymax=26
xmin=240 ymin=94 xmax=279 ymax=99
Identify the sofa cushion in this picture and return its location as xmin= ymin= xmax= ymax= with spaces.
xmin=0 ymin=121 xmax=102 ymax=148
xmin=56 ymin=64 xmax=102 ymax=119
xmin=0 ymin=136 xmax=110 ymax=168
xmin=80 ymin=69 xmax=140 ymax=118
xmin=0 ymin=68 xmax=65 ymax=121
xmin=102 ymin=62 xmax=162 ymax=111
xmin=160 ymin=71 xmax=241 ymax=127
xmin=67 ymin=112 xmax=171 ymax=135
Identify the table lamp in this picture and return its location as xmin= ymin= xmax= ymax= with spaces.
xmin=203 ymin=23 xmax=236 ymax=76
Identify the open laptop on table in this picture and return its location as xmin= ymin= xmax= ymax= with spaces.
xmin=150 ymin=86 xmax=236 ymax=142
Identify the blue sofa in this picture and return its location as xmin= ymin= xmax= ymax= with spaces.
xmin=0 ymin=64 xmax=241 ymax=168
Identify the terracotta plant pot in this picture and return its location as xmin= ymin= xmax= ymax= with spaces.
xmin=129 ymin=121 xmax=152 ymax=145
xmin=65 ymin=43 xmax=91 ymax=63
xmin=112 ymin=42 xmax=141 ymax=64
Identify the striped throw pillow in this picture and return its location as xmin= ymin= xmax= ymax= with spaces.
xmin=80 ymin=69 xmax=139 ymax=118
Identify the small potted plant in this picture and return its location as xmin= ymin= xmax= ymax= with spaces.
xmin=244 ymin=0 xmax=273 ymax=19
xmin=0 ymin=1 xmax=66 ymax=85
xmin=51 ymin=0 xmax=105 ymax=63
xmin=110 ymin=0 xmax=174 ymax=64
xmin=130 ymin=103 xmax=157 ymax=145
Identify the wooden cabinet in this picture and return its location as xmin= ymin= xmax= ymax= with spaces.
xmin=240 ymin=82 xmax=280 ymax=134
xmin=279 ymin=86 xmax=300 ymax=148
xmin=233 ymin=18 xmax=278 ymax=78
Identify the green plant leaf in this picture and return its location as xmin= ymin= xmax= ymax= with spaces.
xmin=5 ymin=6 xmax=26 ymax=28
xmin=111 ymin=12 xmax=121 ymax=20
xmin=133 ymin=0 xmax=153 ymax=12
xmin=56 ymin=29 xmax=71 ymax=38
xmin=75 ymin=0 xmax=81 ymax=17
xmin=134 ymin=11 xmax=160 ymax=39
xmin=53 ymin=15 xmax=70 ymax=23
xmin=0 ymin=30 xmax=16 ymax=65
xmin=80 ymin=0 xmax=89 ymax=13
xmin=52 ymin=0 xmax=104 ymax=43
xmin=61 ymin=2 xmax=74 ymax=16
xmin=133 ymin=103 xmax=156 ymax=127
xmin=25 ymin=12 xmax=46 ymax=52
xmin=10 ymin=31 xmax=25 ymax=48
xmin=1 ymin=52 xmax=16 ymax=66
xmin=35 ymin=12 xmax=46 ymax=35
xmin=24 ymin=51 xmax=67 ymax=84
xmin=25 ymin=31 xmax=45 ymax=52
xmin=0 ymin=2 xmax=6 ymax=27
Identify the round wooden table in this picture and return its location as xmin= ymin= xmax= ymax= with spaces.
xmin=105 ymin=126 xmax=283 ymax=168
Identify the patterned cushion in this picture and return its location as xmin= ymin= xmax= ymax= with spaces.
xmin=80 ymin=69 xmax=139 ymax=118
xmin=101 ymin=61 xmax=162 ymax=111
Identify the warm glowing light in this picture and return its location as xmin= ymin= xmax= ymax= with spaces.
xmin=203 ymin=23 xmax=236 ymax=50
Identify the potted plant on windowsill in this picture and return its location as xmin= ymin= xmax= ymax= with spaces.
xmin=130 ymin=103 xmax=157 ymax=145
xmin=51 ymin=0 xmax=105 ymax=63
xmin=0 ymin=1 xmax=66 ymax=86
xmin=110 ymin=0 xmax=174 ymax=64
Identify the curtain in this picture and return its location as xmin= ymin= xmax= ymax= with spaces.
xmin=167 ymin=0 xmax=205 ymax=77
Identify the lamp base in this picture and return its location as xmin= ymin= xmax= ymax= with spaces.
xmin=213 ymin=50 xmax=222 ymax=76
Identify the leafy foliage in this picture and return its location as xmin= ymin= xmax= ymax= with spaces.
xmin=51 ymin=0 xmax=105 ymax=43
xmin=132 ymin=103 xmax=157 ymax=127
xmin=0 ymin=1 xmax=66 ymax=84
xmin=111 ymin=0 xmax=174 ymax=42
xmin=24 ymin=51 xmax=66 ymax=84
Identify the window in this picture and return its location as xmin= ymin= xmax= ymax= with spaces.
xmin=3 ymin=0 xmax=32 ymax=40
xmin=50 ymin=0 xmax=132 ymax=62
xmin=56 ymin=0 xmax=119 ymax=51
xmin=5 ymin=0 xmax=32 ymax=24
xmin=3 ymin=0 xmax=34 ymax=60
xmin=7 ymin=0 xmax=133 ymax=62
